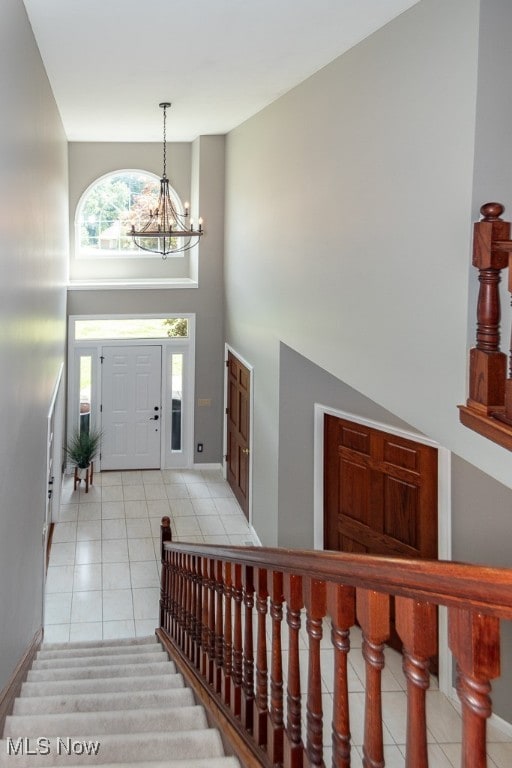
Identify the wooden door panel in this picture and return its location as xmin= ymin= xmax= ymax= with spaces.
xmin=339 ymin=459 xmax=371 ymax=526
xmin=226 ymin=352 xmax=250 ymax=520
xmin=324 ymin=414 xmax=438 ymax=658
xmin=383 ymin=439 xmax=420 ymax=471
xmin=383 ymin=476 xmax=418 ymax=549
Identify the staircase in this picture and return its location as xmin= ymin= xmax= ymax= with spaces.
xmin=0 ymin=636 xmax=240 ymax=768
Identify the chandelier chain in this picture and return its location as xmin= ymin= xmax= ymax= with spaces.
xmin=162 ymin=104 xmax=167 ymax=178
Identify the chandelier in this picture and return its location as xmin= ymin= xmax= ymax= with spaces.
xmin=129 ymin=102 xmax=203 ymax=258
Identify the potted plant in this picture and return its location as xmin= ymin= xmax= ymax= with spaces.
xmin=66 ymin=428 xmax=102 ymax=490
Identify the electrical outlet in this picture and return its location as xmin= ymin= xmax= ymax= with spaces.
xmin=197 ymin=443 xmax=203 ymax=453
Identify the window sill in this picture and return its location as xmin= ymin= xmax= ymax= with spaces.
xmin=67 ymin=278 xmax=198 ymax=291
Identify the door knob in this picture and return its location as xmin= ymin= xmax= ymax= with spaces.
xmin=150 ymin=415 xmax=159 ymax=421
xmin=242 ymin=447 xmax=250 ymax=455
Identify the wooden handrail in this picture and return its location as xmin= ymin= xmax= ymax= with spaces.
xmin=159 ymin=519 xmax=511 ymax=768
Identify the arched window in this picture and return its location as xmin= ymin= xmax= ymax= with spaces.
xmin=75 ymin=170 xmax=185 ymax=259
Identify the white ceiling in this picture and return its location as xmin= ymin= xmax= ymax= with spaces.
xmin=23 ymin=0 xmax=419 ymax=143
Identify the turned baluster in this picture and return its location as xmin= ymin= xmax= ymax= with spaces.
xmin=254 ymin=567 xmax=269 ymax=747
xmin=327 ymin=584 xmax=355 ymax=768
xmin=176 ymin=552 xmax=183 ymax=648
xmin=449 ymin=607 xmax=500 ymax=768
xmin=178 ymin=552 xmax=187 ymax=649
xmin=268 ymin=570 xmax=284 ymax=765
xmin=304 ymin=577 xmax=327 ymax=768
xmin=194 ymin=554 xmax=203 ymax=670
xmin=207 ymin=558 xmax=217 ymax=685
xmin=356 ymin=588 xmax=389 ymax=768
xmin=185 ymin=554 xmax=195 ymax=660
xmin=468 ymin=202 xmax=509 ymax=413
xmin=222 ymin=561 xmax=233 ymax=706
xmin=231 ymin=563 xmax=244 ymax=716
xmin=170 ymin=551 xmax=179 ymax=641
xmin=188 ymin=555 xmax=198 ymax=665
xmin=284 ymin=574 xmax=304 ymax=768
xmin=242 ymin=564 xmax=255 ymax=732
xmin=201 ymin=556 xmax=210 ymax=679
xmin=395 ymin=597 xmax=437 ymax=768
xmin=214 ymin=559 xmax=225 ymax=693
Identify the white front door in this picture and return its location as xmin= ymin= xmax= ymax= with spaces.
xmin=101 ymin=345 xmax=162 ymax=470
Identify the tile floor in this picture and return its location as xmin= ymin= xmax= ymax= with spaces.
xmin=45 ymin=467 xmax=257 ymax=643
xmin=44 ymin=468 xmax=512 ymax=767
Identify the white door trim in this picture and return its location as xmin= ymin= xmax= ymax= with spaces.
xmin=67 ymin=314 xmax=195 ymax=470
xmin=313 ymin=403 xmax=453 ymax=698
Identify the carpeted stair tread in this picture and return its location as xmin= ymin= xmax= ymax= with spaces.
xmin=0 ymin=729 xmax=225 ymax=767
xmin=37 ymin=643 xmax=162 ymax=661
xmin=27 ymin=660 xmax=173 ymax=682
xmin=4 ymin=705 xmax=207 ymax=737
xmin=20 ymin=673 xmax=185 ymax=698
xmin=13 ymin=687 xmax=193 ymax=716
xmin=32 ymin=650 xmax=168 ymax=670
xmin=40 ymin=636 xmax=157 ymax=651
xmin=3 ymin=637 xmax=241 ymax=768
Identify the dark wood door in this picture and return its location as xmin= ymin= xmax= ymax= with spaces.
xmin=324 ymin=415 xmax=438 ymax=653
xmin=226 ymin=351 xmax=250 ymax=520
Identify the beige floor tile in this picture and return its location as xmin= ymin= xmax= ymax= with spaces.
xmin=74 ymin=563 xmax=102 ymax=591
xmin=102 ymin=562 xmax=131 ymax=590
xmin=102 ymin=518 xmax=127 ymax=539
xmin=103 ymin=588 xmax=134 ymax=621
xmin=75 ymin=540 xmax=102 ymax=565
xmin=103 ymin=620 xmax=136 ymax=639
xmin=101 ymin=538 xmax=129 ymax=563
xmin=49 ymin=542 xmax=76 ymax=566
xmin=123 ymin=484 xmax=146 ymax=501
xmin=69 ymin=622 xmax=103 ymax=642
xmin=126 ymin=517 xmax=152 ymax=538
xmin=101 ymin=500 xmax=125 ymax=518
xmin=46 ymin=565 xmax=75 ymax=593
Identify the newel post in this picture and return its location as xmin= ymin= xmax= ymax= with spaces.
xmin=159 ymin=516 xmax=172 ymax=630
xmin=467 ymin=203 xmax=509 ymax=414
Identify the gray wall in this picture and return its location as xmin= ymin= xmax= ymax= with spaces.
xmin=67 ymin=136 xmax=225 ymax=464
xmin=225 ymin=0 xmax=512 ymax=720
xmin=0 ymin=0 xmax=68 ymax=690
xmin=278 ymin=344 xmax=418 ymax=549
xmin=225 ymin=0 xmax=483 ymax=544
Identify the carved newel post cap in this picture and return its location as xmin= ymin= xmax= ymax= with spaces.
xmin=161 ymin=516 xmax=171 ymax=528
xmin=480 ymin=202 xmax=505 ymax=220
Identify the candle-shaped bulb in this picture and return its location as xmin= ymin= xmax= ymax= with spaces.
xmin=184 ymin=202 xmax=190 ymax=216
xmin=198 ymin=217 xmax=203 ymax=233
xmin=190 ymin=218 xmax=194 ymax=230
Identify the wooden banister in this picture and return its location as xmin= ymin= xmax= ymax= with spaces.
xmin=159 ymin=522 xmax=512 ymax=768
